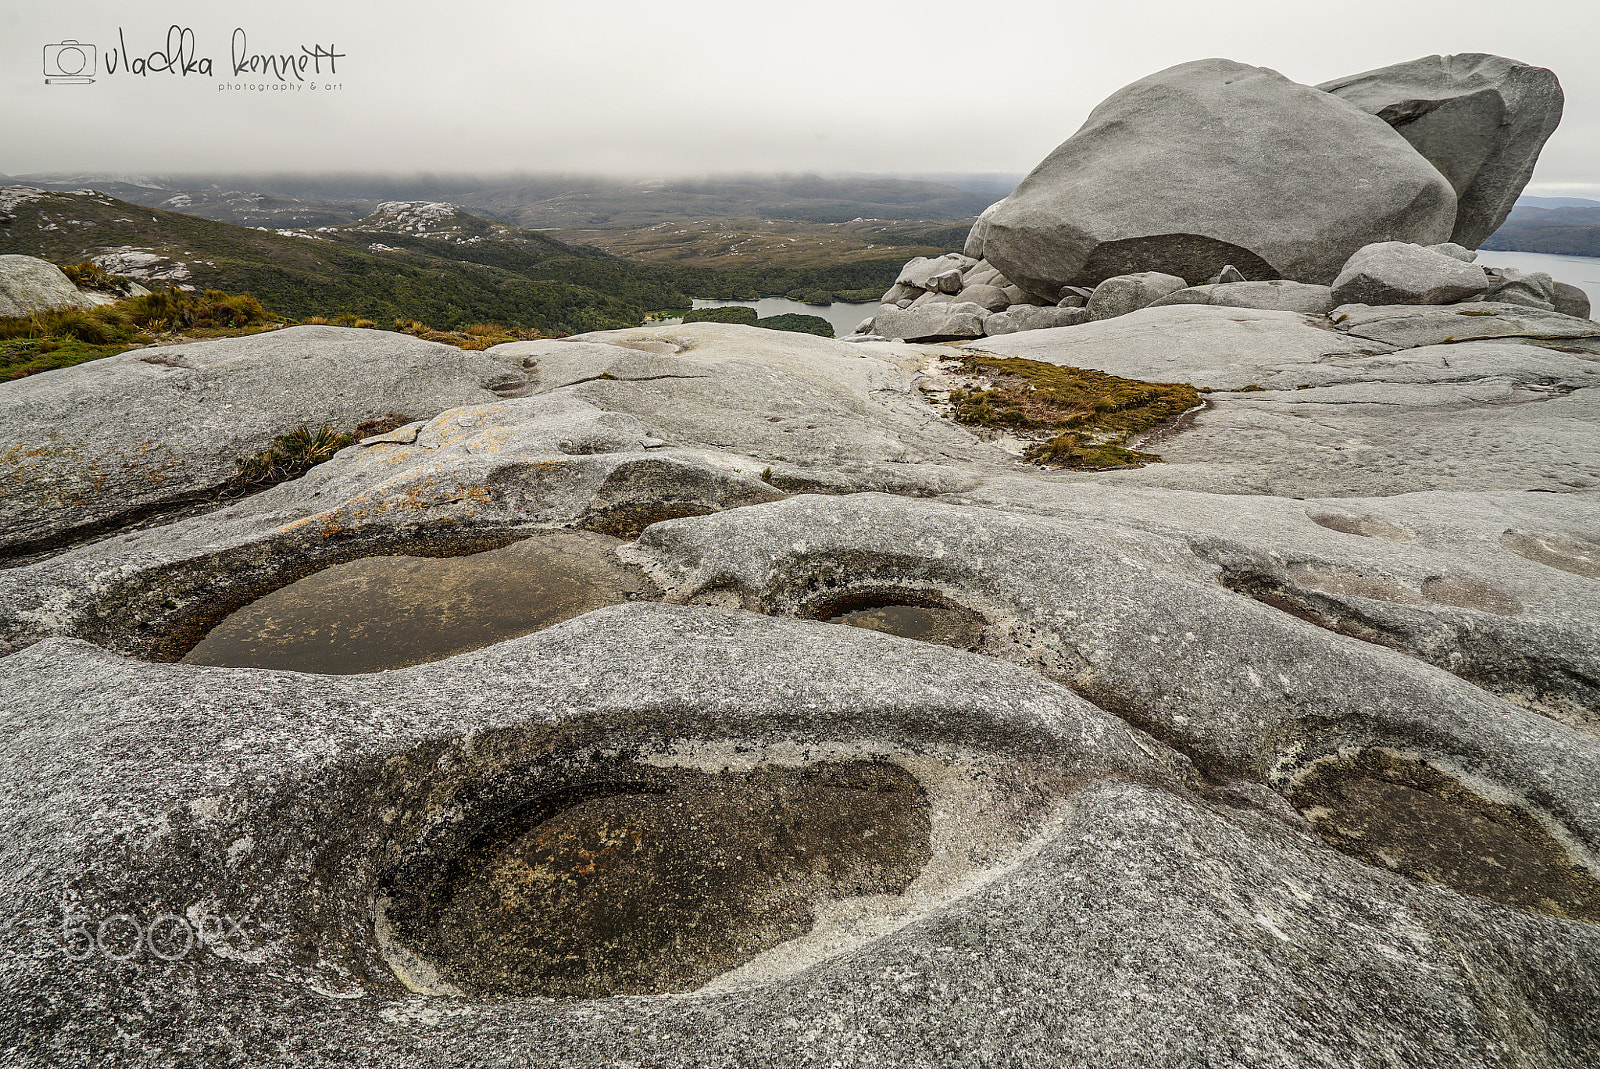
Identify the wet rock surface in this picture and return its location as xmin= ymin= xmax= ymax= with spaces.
xmin=3 ymin=267 xmax=1600 ymax=1064
xmin=1285 ymin=749 xmax=1600 ymax=922
xmin=382 ymin=759 xmax=932 ymax=998
xmin=182 ymin=530 xmax=654 ymax=673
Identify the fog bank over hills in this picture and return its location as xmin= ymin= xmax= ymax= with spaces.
xmin=0 ymin=172 xmax=1010 ymax=230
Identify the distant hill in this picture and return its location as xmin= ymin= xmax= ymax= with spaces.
xmin=0 ymin=187 xmax=677 ymax=332
xmin=13 ymin=172 xmax=1002 ymax=230
xmin=0 ymin=189 xmax=961 ymax=326
xmin=449 ymin=174 xmax=1001 ymax=230
xmin=1516 ymin=195 xmax=1600 ymax=210
xmin=1486 ymin=196 xmax=1600 ymax=257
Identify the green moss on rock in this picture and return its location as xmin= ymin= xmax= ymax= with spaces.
xmin=948 ymin=354 xmax=1200 ymax=470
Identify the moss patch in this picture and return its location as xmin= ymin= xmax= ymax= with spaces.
xmin=946 ymin=354 xmax=1201 ymax=470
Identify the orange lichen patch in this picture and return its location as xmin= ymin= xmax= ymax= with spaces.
xmin=275 ymin=475 xmax=499 ymax=537
xmin=1 ymin=441 xmax=89 ymax=468
xmin=462 ymin=428 xmax=514 ymax=454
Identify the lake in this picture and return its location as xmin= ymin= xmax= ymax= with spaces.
xmin=1475 ymin=250 xmax=1600 ymax=310
xmin=683 ymin=297 xmax=878 ymax=338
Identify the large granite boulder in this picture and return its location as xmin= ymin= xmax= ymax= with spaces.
xmin=896 ymin=254 xmax=974 ymax=294
xmin=1331 ymin=242 xmax=1490 ymax=306
xmin=1320 ymin=53 xmax=1564 ymax=248
xmin=0 ymin=254 xmax=97 ymax=318
xmin=982 ymin=305 xmax=1088 ymax=335
xmin=963 ymin=197 xmax=1006 ymax=259
xmin=953 ymin=283 xmax=1011 ymax=311
xmin=1554 ymin=282 xmax=1592 ymax=320
xmin=981 ymin=59 xmax=1458 ymax=295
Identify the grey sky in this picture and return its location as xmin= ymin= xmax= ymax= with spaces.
xmin=3 ymin=0 xmax=1598 ymax=195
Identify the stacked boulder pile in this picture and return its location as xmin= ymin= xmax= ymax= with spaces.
xmin=856 ymin=53 xmax=1587 ymax=341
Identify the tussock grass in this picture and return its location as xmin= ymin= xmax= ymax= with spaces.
xmin=228 ymin=415 xmax=410 ymax=493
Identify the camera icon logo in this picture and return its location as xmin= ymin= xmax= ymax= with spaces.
xmin=44 ymin=40 xmax=96 ymax=84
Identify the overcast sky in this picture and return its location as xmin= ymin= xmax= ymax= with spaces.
xmin=3 ymin=0 xmax=1598 ymax=194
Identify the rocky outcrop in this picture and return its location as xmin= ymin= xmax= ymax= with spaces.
xmin=1330 ymin=242 xmax=1490 ymax=306
xmin=983 ymin=305 xmax=1088 ymax=335
xmin=896 ymin=253 xmax=974 ymax=294
xmin=1320 ymin=53 xmax=1564 ymax=247
xmin=2 ymin=297 xmax=1598 ymax=1065
xmin=866 ymin=53 xmax=1566 ymax=345
xmin=0 ymin=255 xmax=98 ymax=318
xmin=1483 ymin=266 xmax=1558 ymax=310
xmin=4 ymin=49 xmax=1598 ymax=1068
xmin=979 ymin=59 xmax=1457 ymax=295
xmin=1330 ymin=301 xmax=1600 ymax=348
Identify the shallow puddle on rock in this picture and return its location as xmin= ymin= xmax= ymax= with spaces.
xmin=181 ymin=531 xmax=653 ymax=673
xmin=380 ymin=760 xmax=931 ymax=998
xmin=1306 ymin=510 xmax=1416 ymax=543
xmin=1500 ymin=529 xmax=1600 ymax=580
xmin=1286 ymin=750 xmax=1600 ymax=922
xmin=828 ymin=604 xmax=985 ymax=649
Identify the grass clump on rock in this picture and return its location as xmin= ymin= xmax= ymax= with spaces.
xmin=229 ymin=415 xmax=409 ymax=493
xmin=948 ymin=354 xmax=1200 ymax=470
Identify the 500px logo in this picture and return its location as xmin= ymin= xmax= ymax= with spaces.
xmin=42 ymin=25 xmax=344 ymax=85
xmin=57 ymin=906 xmax=249 ymax=963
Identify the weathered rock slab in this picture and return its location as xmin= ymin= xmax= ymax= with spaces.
xmin=0 ymin=326 xmax=525 ymax=556
xmin=1331 ymin=301 xmax=1600 ymax=347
